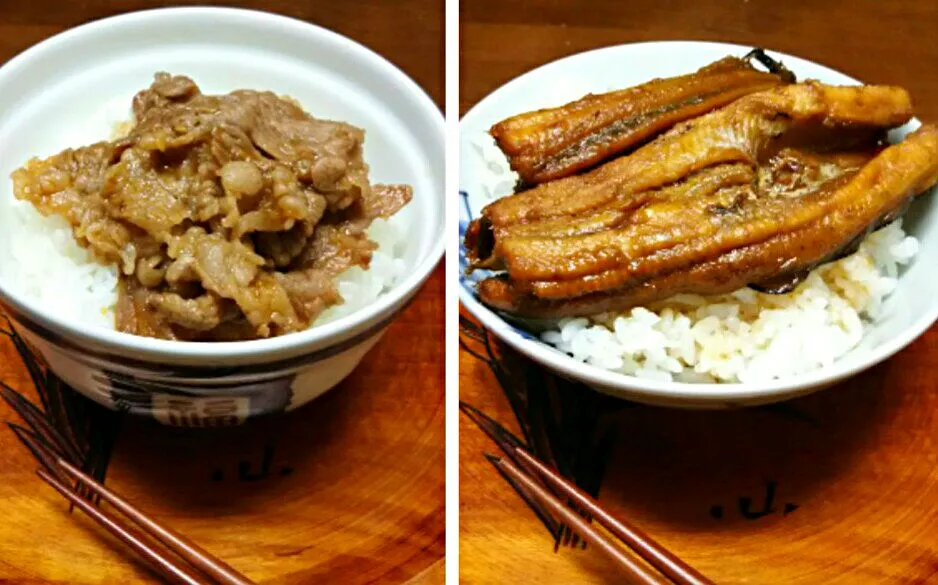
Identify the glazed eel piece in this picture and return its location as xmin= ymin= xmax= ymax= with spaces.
xmin=489 ymin=49 xmax=795 ymax=186
xmin=478 ymin=125 xmax=938 ymax=317
xmin=466 ymin=83 xmax=935 ymax=318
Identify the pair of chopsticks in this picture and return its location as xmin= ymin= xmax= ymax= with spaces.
xmin=13 ymin=427 xmax=256 ymax=585
xmin=462 ymin=403 xmax=713 ymax=585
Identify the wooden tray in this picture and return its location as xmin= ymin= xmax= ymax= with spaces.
xmin=0 ymin=269 xmax=444 ymax=584
xmin=459 ymin=309 xmax=938 ymax=584
xmin=0 ymin=3 xmax=443 ymax=582
xmin=460 ymin=3 xmax=938 ymax=581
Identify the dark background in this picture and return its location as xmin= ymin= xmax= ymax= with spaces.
xmin=461 ymin=0 xmax=938 ymax=118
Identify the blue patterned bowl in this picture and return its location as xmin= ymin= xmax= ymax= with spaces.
xmin=0 ymin=8 xmax=443 ymax=425
xmin=459 ymin=41 xmax=938 ymax=408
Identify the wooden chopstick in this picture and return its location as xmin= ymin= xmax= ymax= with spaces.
xmin=37 ymin=468 xmax=210 ymax=585
xmin=54 ymin=458 xmax=256 ymax=585
xmin=513 ymin=448 xmax=714 ymax=585
xmin=20 ymin=430 xmax=255 ymax=585
xmin=462 ymin=401 xmax=712 ymax=584
xmin=488 ymin=454 xmax=670 ymax=585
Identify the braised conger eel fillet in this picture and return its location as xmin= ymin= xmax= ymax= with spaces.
xmin=466 ymin=81 xmax=938 ymax=318
xmin=490 ymin=50 xmax=795 ymax=185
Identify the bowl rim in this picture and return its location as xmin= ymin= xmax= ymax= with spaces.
xmin=458 ymin=39 xmax=938 ymax=402
xmin=0 ymin=6 xmax=445 ymax=362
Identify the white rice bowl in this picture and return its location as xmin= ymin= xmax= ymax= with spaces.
xmin=0 ymin=96 xmax=410 ymax=334
xmin=470 ymin=134 xmax=920 ymax=384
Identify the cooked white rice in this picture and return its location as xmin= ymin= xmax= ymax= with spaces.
xmin=0 ymin=102 xmax=409 ymax=333
xmin=470 ymin=135 xmax=919 ymax=383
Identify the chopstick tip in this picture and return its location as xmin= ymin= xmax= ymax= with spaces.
xmin=483 ymin=452 xmax=503 ymax=465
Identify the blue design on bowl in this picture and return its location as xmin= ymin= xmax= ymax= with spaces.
xmin=1 ymin=298 xmax=405 ymax=426
xmin=458 ymin=189 xmax=538 ymax=343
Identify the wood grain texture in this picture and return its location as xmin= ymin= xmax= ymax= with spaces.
xmin=460 ymin=312 xmax=938 ymax=584
xmin=0 ymin=265 xmax=443 ymax=585
xmin=0 ymin=1 xmax=443 ymax=583
xmin=459 ymin=1 xmax=938 ymax=583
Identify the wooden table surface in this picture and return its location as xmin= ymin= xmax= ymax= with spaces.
xmin=460 ymin=1 xmax=938 ymax=583
xmin=0 ymin=1 xmax=444 ymax=584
